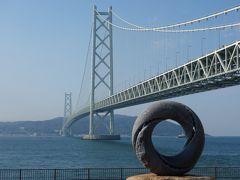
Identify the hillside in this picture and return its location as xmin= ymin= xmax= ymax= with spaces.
xmin=0 ymin=115 xmax=182 ymax=136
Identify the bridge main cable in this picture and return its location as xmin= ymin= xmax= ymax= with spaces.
xmin=96 ymin=5 xmax=240 ymax=32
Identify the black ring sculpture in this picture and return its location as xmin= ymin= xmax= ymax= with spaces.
xmin=132 ymin=101 xmax=205 ymax=176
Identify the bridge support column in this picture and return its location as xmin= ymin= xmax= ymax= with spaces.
xmin=85 ymin=5 xmax=120 ymax=140
xmin=109 ymin=110 xmax=114 ymax=135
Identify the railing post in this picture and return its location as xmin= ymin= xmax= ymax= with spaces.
xmin=120 ymin=168 xmax=123 ymax=180
xmin=214 ymin=167 xmax=217 ymax=178
xmin=87 ymin=168 xmax=90 ymax=180
xmin=54 ymin=169 xmax=56 ymax=180
xmin=19 ymin=169 xmax=22 ymax=180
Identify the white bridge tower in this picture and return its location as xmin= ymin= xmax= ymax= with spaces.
xmin=83 ymin=6 xmax=120 ymax=140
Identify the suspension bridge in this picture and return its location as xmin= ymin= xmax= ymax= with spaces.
xmin=62 ymin=5 xmax=240 ymax=139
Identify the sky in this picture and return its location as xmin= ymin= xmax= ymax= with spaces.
xmin=0 ymin=0 xmax=240 ymax=136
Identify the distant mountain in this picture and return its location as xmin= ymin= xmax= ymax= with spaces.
xmin=0 ymin=117 xmax=62 ymax=136
xmin=0 ymin=115 xmax=182 ymax=136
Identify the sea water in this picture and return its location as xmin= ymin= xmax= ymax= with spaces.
xmin=0 ymin=136 xmax=239 ymax=169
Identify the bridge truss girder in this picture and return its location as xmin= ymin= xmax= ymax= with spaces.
xmin=63 ymin=41 xmax=240 ymax=131
xmin=96 ymin=41 xmax=240 ymax=111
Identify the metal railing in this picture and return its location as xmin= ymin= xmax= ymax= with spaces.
xmin=0 ymin=167 xmax=239 ymax=180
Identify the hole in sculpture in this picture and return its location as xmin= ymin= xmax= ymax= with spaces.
xmin=152 ymin=119 xmax=187 ymax=156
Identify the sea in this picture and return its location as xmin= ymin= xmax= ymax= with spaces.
xmin=0 ymin=136 xmax=239 ymax=169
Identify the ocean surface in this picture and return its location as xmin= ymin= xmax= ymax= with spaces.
xmin=0 ymin=136 xmax=239 ymax=169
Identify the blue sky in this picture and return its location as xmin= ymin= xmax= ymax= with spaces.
xmin=0 ymin=0 xmax=240 ymax=136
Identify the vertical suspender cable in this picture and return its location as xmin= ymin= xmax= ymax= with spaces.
xmin=74 ymin=26 xmax=93 ymax=112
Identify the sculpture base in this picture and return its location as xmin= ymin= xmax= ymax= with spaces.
xmin=81 ymin=134 xmax=120 ymax=140
xmin=126 ymin=173 xmax=215 ymax=180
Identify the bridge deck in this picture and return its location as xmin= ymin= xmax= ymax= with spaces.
xmin=64 ymin=41 xmax=240 ymax=129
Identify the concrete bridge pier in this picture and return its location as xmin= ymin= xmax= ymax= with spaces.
xmin=82 ymin=134 xmax=120 ymax=140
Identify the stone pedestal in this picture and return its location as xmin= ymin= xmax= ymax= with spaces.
xmin=126 ymin=173 xmax=215 ymax=180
